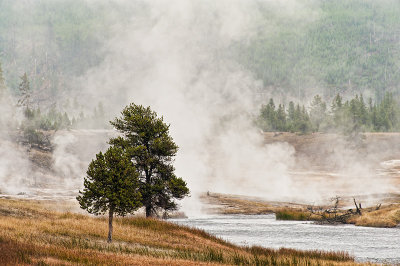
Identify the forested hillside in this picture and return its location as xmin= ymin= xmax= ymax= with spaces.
xmin=1 ymin=0 xmax=400 ymax=113
xmin=0 ymin=0 xmax=113 ymax=101
xmin=239 ymin=0 xmax=400 ymax=100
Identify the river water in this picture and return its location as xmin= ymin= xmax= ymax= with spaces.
xmin=170 ymin=214 xmax=400 ymax=264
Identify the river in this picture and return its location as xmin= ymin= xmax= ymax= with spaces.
xmin=170 ymin=214 xmax=400 ymax=264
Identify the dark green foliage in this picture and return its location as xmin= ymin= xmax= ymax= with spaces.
xmin=76 ymin=146 xmax=142 ymax=242
xmin=110 ymin=103 xmax=189 ymax=217
xmin=309 ymin=95 xmax=327 ymax=131
xmin=77 ymin=146 xmax=142 ymax=216
xmin=259 ymin=99 xmax=312 ymax=134
xmin=17 ymin=73 xmax=31 ymax=109
xmin=258 ymin=92 xmax=400 ymax=134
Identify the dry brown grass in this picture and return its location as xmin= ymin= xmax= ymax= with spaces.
xmin=347 ymin=204 xmax=400 ymax=227
xmin=204 ymin=192 xmax=400 ymax=228
xmin=276 ymin=203 xmax=400 ymax=228
xmin=0 ymin=198 xmax=366 ymax=265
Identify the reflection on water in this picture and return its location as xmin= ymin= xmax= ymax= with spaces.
xmin=171 ymin=214 xmax=400 ymax=264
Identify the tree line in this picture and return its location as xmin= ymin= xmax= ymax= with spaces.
xmin=0 ymin=61 xmax=109 ymax=147
xmin=258 ymin=93 xmax=400 ymax=134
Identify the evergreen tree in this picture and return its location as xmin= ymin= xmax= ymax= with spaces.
xmin=358 ymin=94 xmax=368 ymax=126
xmin=77 ymin=146 xmax=142 ymax=243
xmin=287 ymin=101 xmax=296 ymax=132
xmin=257 ymin=93 xmax=400 ymax=134
xmin=331 ymin=93 xmax=344 ymax=128
xmin=309 ymin=95 xmax=327 ymax=131
xmin=276 ymin=104 xmax=287 ymax=131
xmin=378 ymin=92 xmax=398 ymax=131
xmin=259 ymin=98 xmax=277 ymax=131
xmin=17 ymin=73 xmax=32 ymax=110
xmin=109 ymin=103 xmax=189 ymax=217
xmin=288 ymin=101 xmax=295 ymax=121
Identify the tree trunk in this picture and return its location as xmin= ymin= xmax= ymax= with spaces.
xmin=145 ymin=204 xmax=152 ymax=218
xmin=107 ymin=207 xmax=114 ymax=243
xmin=145 ymin=166 xmax=152 ymax=218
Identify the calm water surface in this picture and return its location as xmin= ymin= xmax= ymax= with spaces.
xmin=170 ymin=214 xmax=400 ymax=264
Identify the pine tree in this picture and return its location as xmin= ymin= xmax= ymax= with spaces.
xmin=309 ymin=94 xmax=327 ymax=131
xmin=358 ymin=94 xmax=368 ymax=125
xmin=259 ymin=98 xmax=277 ymax=131
xmin=77 ymin=146 xmax=142 ymax=243
xmin=17 ymin=73 xmax=32 ymax=110
xmin=276 ymin=104 xmax=287 ymax=131
xmin=110 ymin=103 xmax=189 ymax=217
xmin=287 ymin=101 xmax=296 ymax=132
xmin=331 ymin=93 xmax=343 ymax=128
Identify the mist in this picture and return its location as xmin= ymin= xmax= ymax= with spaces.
xmin=74 ymin=0 xmax=395 ymax=208
xmin=0 ymin=0 xmax=398 ymax=213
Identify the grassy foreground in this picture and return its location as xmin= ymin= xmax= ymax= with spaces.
xmin=0 ymin=198 xmax=365 ymax=265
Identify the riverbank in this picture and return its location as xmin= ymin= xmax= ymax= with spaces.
xmin=275 ymin=204 xmax=400 ymax=227
xmin=0 ymin=198 xmax=360 ymax=265
xmin=202 ymin=192 xmax=400 ymax=228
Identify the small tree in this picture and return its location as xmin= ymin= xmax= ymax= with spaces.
xmin=309 ymin=94 xmax=327 ymax=131
xmin=17 ymin=73 xmax=32 ymax=110
xmin=110 ymin=103 xmax=189 ymax=217
xmin=77 ymin=146 xmax=142 ymax=243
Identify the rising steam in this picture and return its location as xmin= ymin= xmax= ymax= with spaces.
xmin=0 ymin=0 xmax=396 ymax=213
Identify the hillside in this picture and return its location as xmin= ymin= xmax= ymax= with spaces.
xmin=240 ymin=0 xmax=400 ymax=100
xmin=2 ymin=0 xmax=400 ymax=103
xmin=0 ymin=198 xmax=357 ymax=265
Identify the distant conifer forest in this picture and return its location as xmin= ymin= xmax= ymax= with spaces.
xmin=258 ymin=93 xmax=399 ymax=134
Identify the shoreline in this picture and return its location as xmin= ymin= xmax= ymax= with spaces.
xmin=201 ymin=192 xmax=400 ymax=228
xmin=0 ymin=198 xmax=359 ymax=265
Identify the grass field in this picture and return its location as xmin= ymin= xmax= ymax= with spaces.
xmin=0 ymin=198 xmax=364 ymax=265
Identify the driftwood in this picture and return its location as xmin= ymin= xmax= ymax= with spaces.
xmin=310 ymin=197 xmax=374 ymax=224
xmin=353 ymin=198 xmax=362 ymax=215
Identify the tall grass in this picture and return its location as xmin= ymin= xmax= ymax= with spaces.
xmin=0 ymin=198 xmax=360 ymax=265
xmin=275 ymin=209 xmax=311 ymax=221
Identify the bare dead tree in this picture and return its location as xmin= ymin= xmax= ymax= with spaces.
xmin=330 ymin=196 xmax=340 ymax=218
xmin=353 ymin=198 xmax=362 ymax=215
